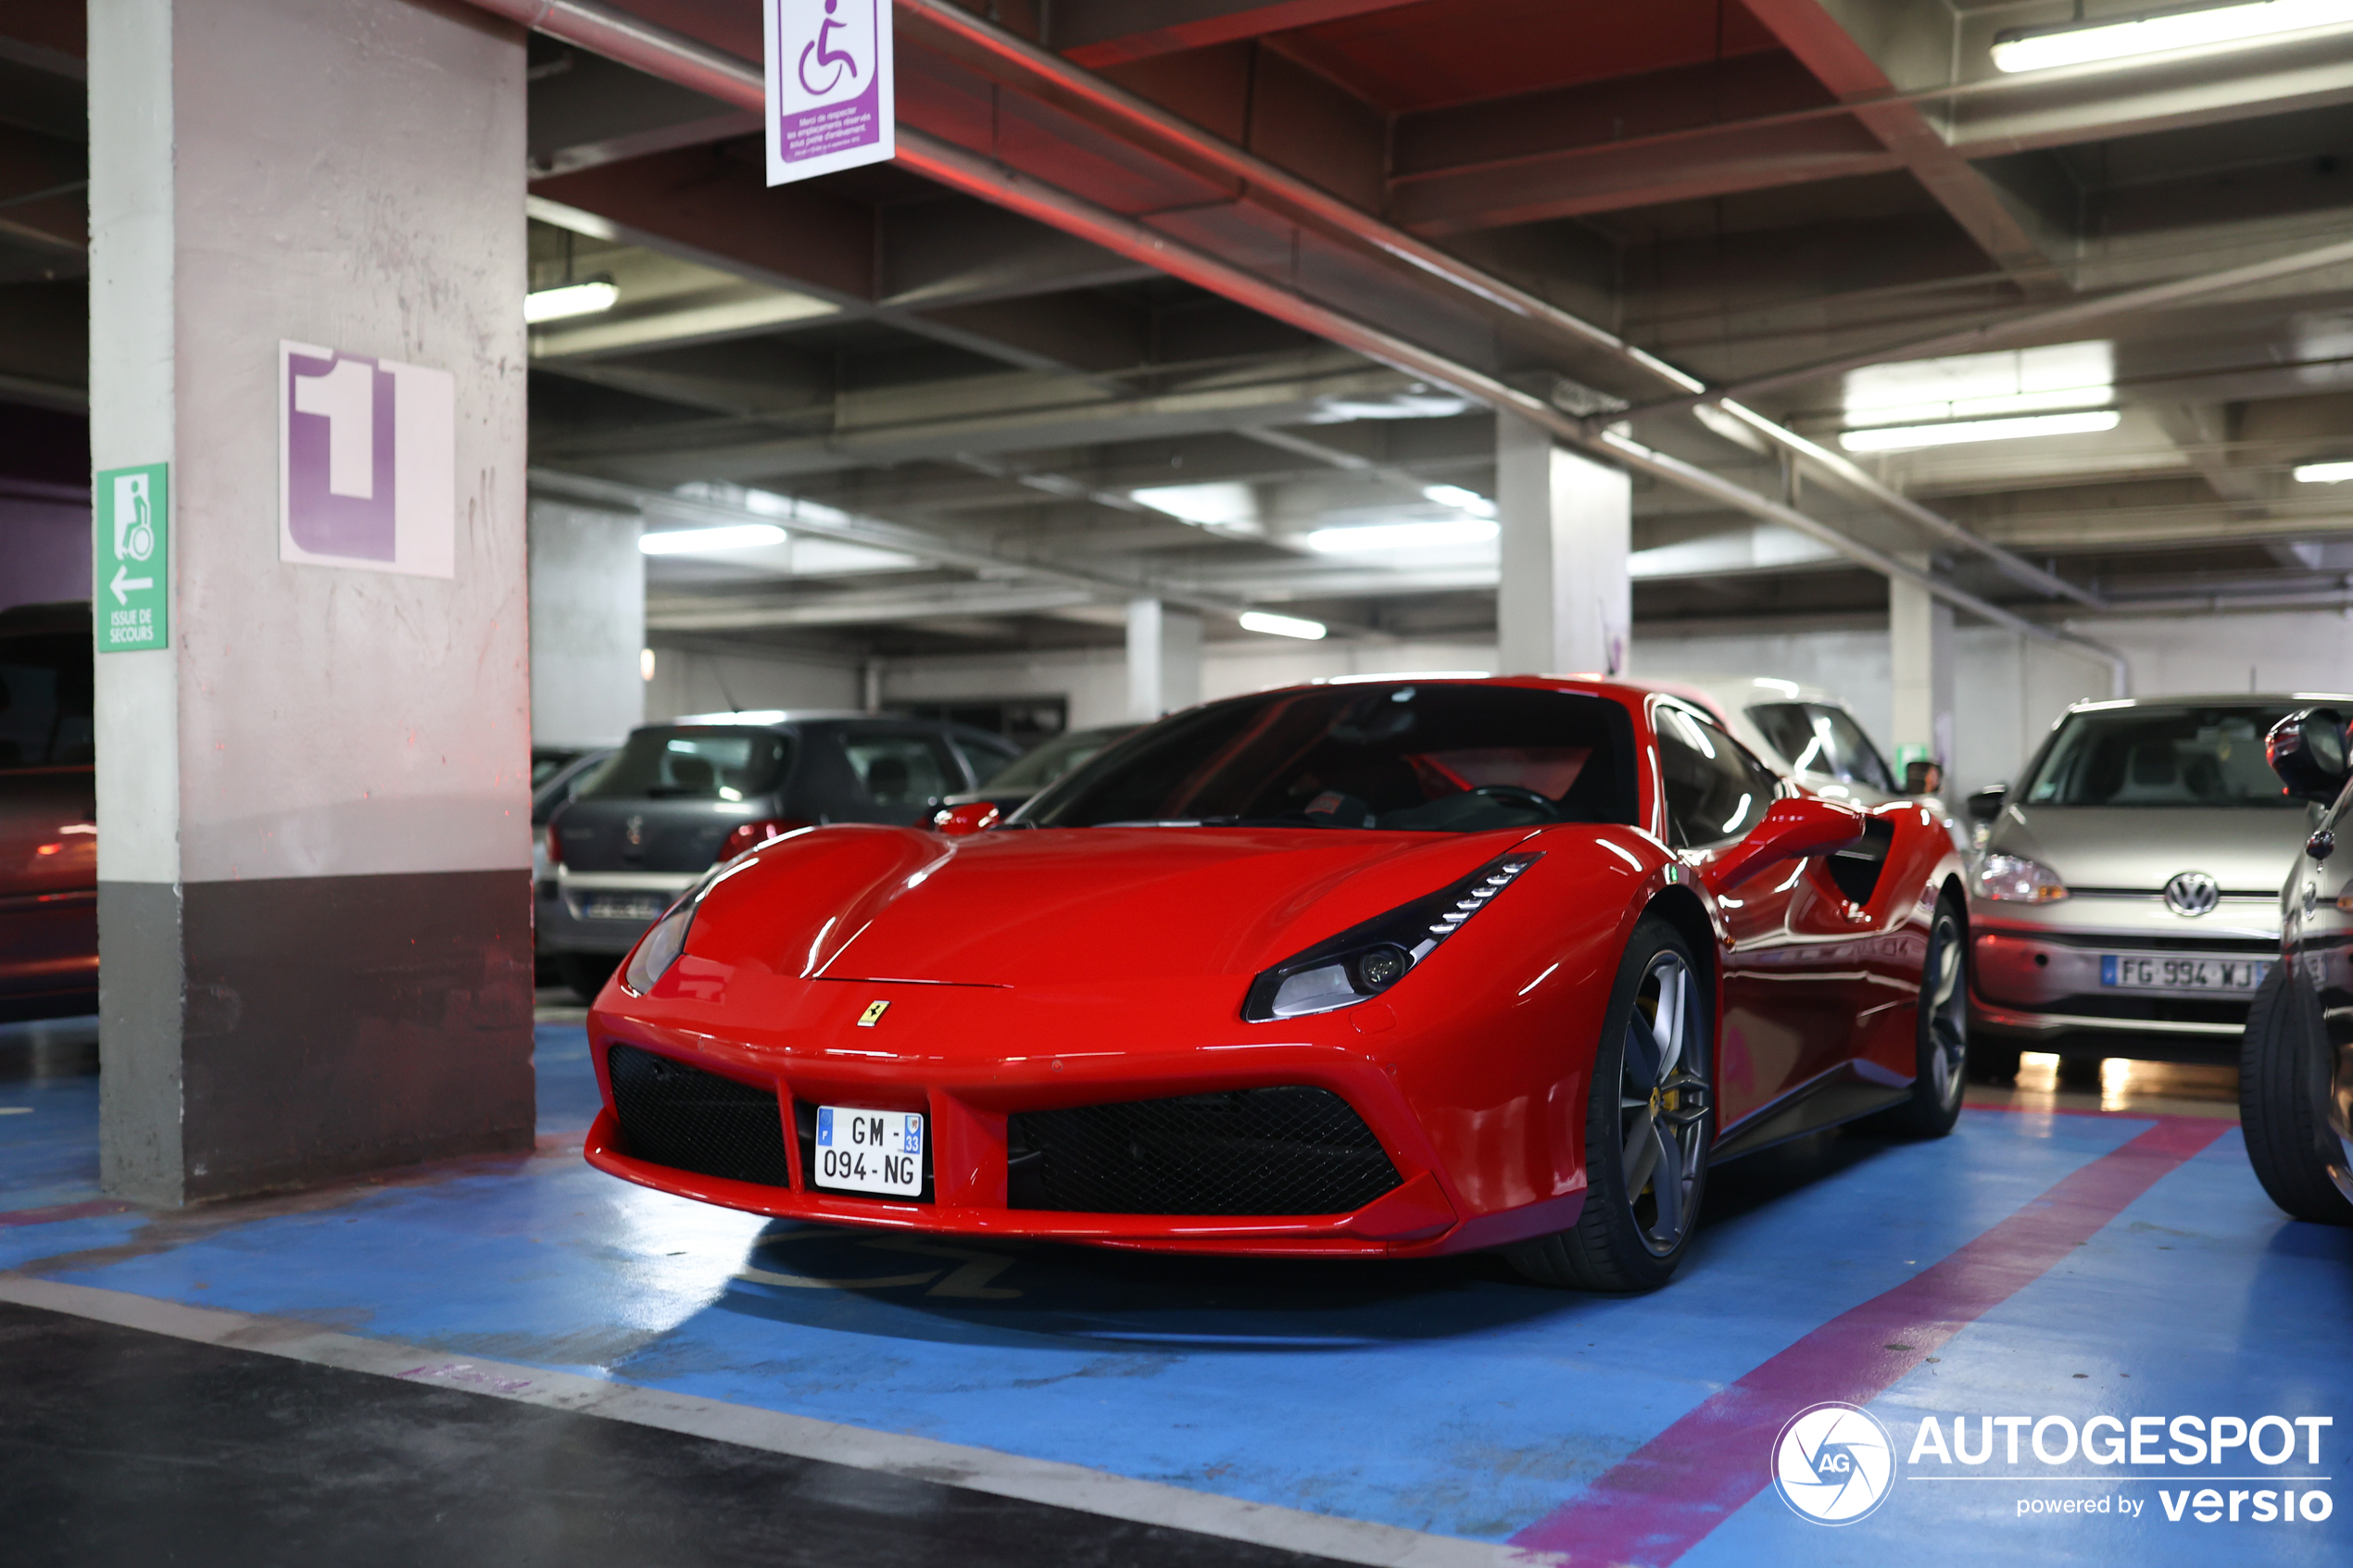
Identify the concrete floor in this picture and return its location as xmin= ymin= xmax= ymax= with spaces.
xmin=0 ymin=1010 xmax=2344 ymax=1566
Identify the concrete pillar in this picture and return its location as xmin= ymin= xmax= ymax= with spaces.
xmin=1890 ymin=555 xmax=1957 ymax=794
xmin=1495 ymin=415 xmax=1631 ymax=676
xmin=1126 ymin=597 xmax=1202 ymax=720
xmin=528 ymin=498 xmax=644 ymax=748
xmin=91 ymin=0 xmax=533 ymax=1205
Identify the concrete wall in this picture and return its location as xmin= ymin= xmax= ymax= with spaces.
xmin=879 ymin=638 xmax=1501 ymax=730
xmin=644 ymin=641 xmax=862 ymax=721
xmin=528 ymin=498 xmax=643 ymax=748
xmin=89 ymin=0 xmax=531 ymax=1204
xmin=862 ymin=609 xmax=2353 ymax=796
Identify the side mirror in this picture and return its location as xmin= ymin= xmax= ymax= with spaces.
xmin=1966 ymin=784 xmax=2007 ymax=823
xmin=2267 ymin=708 xmax=2350 ymax=805
xmin=1903 ymin=759 xmax=1944 ymax=796
xmin=930 ymin=801 xmax=1001 ymax=836
xmin=1705 ymin=797 xmax=1867 ymax=893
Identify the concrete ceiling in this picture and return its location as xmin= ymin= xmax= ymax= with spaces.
xmin=8 ymin=0 xmax=2353 ymax=659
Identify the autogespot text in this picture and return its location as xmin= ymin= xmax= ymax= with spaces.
xmin=1904 ymin=1413 xmax=2334 ymax=1524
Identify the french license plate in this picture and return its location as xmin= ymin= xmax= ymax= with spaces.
xmin=583 ymin=896 xmax=667 ymax=922
xmin=812 ymin=1106 xmax=925 ymax=1197
xmin=2100 ymin=954 xmax=2270 ymax=994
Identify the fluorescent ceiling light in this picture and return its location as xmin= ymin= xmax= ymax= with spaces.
xmin=1843 ymin=341 xmax=2112 ymax=428
xmin=524 ymin=279 xmax=619 ymax=323
xmin=1838 ymin=409 xmax=2120 ymax=453
xmin=1420 ymin=483 xmax=1498 ymax=519
xmin=1131 ymin=482 xmax=1260 ymax=533
xmin=2294 ymin=460 xmax=2353 ymax=483
xmin=1992 ymin=0 xmax=2353 ymax=73
xmin=1305 ymin=519 xmax=1500 ymax=553
xmin=1239 ymin=610 xmax=1327 ymax=640
xmin=638 ymin=522 xmax=788 ymax=555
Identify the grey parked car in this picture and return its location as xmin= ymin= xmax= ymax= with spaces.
xmin=541 ymin=710 xmax=1019 ymax=999
xmin=1965 ymin=694 xmax=2350 ymax=1083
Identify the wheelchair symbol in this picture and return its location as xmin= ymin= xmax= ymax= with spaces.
xmin=798 ymin=0 xmax=861 ymax=97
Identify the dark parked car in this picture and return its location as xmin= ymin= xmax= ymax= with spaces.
xmin=933 ymin=722 xmax=1139 ymax=823
xmin=0 ymin=601 xmax=95 ymax=1022
xmin=541 ymin=710 xmax=1018 ymax=998
xmin=2244 ymin=707 xmax=2353 ymax=1224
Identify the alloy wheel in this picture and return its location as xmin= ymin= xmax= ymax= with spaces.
xmin=1924 ymin=912 xmax=1968 ymax=1111
xmin=1618 ymin=951 xmax=1710 ymax=1255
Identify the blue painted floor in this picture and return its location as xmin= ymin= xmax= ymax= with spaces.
xmin=2 ymin=1023 xmax=2346 ymax=1565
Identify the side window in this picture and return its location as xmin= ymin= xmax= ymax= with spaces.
xmin=841 ymin=731 xmax=957 ymax=809
xmin=1656 ymin=706 xmax=1776 ymax=847
xmin=951 ymin=734 xmax=1019 ymax=788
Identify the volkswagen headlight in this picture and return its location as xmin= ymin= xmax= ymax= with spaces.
xmin=1243 ymin=851 xmax=1540 ymax=1021
xmin=1975 ymin=852 xmax=2068 ymax=903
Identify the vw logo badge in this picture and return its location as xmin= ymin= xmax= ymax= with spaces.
xmin=1772 ymin=1402 xmax=1894 ymax=1525
xmin=624 ymin=813 xmax=645 ymax=848
xmin=2164 ymin=871 xmax=2221 ymax=917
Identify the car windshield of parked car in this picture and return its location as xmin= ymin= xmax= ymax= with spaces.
xmin=580 ymin=727 xmax=792 ymax=801
xmin=1745 ymin=701 xmax=1896 ymax=793
xmin=0 ymin=633 xmax=94 ymax=769
xmin=1017 ymin=684 xmax=1637 ymax=832
xmin=2021 ymin=704 xmax=2297 ymax=808
xmin=979 ymin=725 xmax=1135 ymax=793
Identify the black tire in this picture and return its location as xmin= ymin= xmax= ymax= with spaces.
xmin=1509 ymin=917 xmax=1712 ymax=1293
xmin=1864 ymin=895 xmax=1969 ymax=1138
xmin=557 ymin=952 xmax=619 ymax=1004
xmin=2240 ymin=963 xmax=2353 ymax=1225
xmin=2056 ymin=1053 xmax=2104 ymax=1090
xmin=1969 ymin=1038 xmax=2022 ymax=1085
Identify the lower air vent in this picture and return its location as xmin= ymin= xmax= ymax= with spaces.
xmin=607 ymin=1042 xmax=792 ymax=1186
xmin=1007 ymin=1086 xmax=1402 ymax=1216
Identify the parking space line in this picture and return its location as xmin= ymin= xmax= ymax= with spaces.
xmin=1508 ymin=1115 xmax=2233 ymax=1563
xmin=0 ymin=1273 xmax=1548 ymax=1568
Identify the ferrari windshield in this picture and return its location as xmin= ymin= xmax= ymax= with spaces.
xmin=2021 ymin=703 xmax=2297 ymax=809
xmin=1017 ymin=684 xmax=1638 ymax=832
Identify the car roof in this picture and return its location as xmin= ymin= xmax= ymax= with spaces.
xmin=1632 ymin=671 xmax=1851 ymax=714
xmin=2061 ymin=693 xmax=2353 ymax=713
xmin=660 ymin=709 xmax=873 ymax=728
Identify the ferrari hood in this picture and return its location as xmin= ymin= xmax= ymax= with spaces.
xmin=717 ymin=825 xmax=1539 ymax=987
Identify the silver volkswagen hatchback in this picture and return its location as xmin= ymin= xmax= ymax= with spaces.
xmin=1965 ymin=694 xmax=2353 ymax=1083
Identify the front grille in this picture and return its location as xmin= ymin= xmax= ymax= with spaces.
xmin=607 ymin=1043 xmax=792 ymax=1186
xmin=1006 ymin=1086 xmax=1401 ymax=1216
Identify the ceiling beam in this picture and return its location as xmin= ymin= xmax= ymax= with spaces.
xmin=1740 ymin=0 xmax=2071 ymax=297
xmin=1050 ymin=0 xmax=1427 ymax=68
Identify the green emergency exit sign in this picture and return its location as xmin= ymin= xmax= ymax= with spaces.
xmin=95 ymin=462 xmax=169 ymax=653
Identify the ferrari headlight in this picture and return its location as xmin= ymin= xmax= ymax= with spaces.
xmin=1243 ymin=851 xmax=1540 ymax=1022
xmin=620 ymin=862 xmax=736 ymax=995
xmin=1975 ymin=852 xmax=2068 ymax=904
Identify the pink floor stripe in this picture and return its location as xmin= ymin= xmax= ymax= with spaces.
xmin=0 ymin=1198 xmax=133 ymax=1229
xmin=1507 ymin=1116 xmax=2233 ymax=1565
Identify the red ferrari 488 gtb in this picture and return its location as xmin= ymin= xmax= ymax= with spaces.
xmin=584 ymin=677 xmax=1969 ymax=1292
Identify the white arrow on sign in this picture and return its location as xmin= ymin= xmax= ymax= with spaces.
xmin=110 ymin=563 xmax=153 ymax=605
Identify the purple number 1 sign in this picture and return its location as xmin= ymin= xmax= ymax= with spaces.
xmin=279 ymin=341 xmax=456 ymax=578
xmin=763 ymin=0 xmax=894 ymax=185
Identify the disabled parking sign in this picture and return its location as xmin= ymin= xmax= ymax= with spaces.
xmin=94 ymin=462 xmax=169 ymax=653
xmin=764 ymin=0 xmax=894 ymax=184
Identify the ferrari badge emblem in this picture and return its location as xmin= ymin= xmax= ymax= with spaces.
xmin=858 ymin=999 xmax=890 ymax=1027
